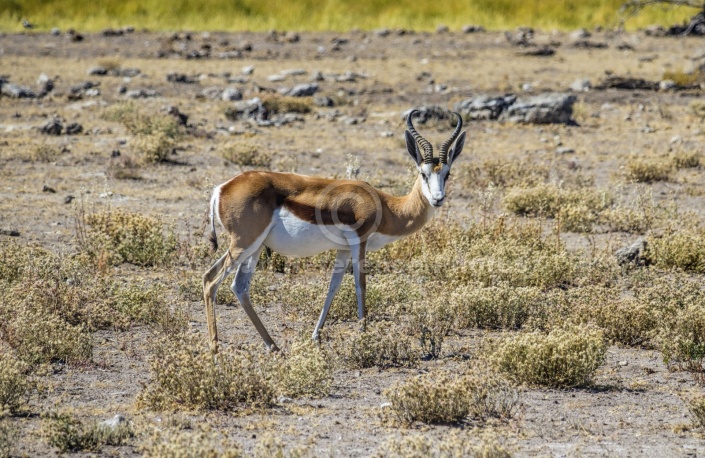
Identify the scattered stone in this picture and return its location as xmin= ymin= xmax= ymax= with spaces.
xmin=42 ymin=185 xmax=56 ymax=193
xmin=556 ymin=147 xmax=575 ymax=155
xmin=596 ymin=76 xmax=659 ymax=91
xmin=435 ymin=24 xmax=449 ymax=34
xmin=117 ymin=85 xmax=127 ymax=94
xmin=462 ymin=25 xmax=485 ymax=33
xmin=401 ymin=105 xmax=452 ymax=124
xmin=65 ymin=123 xmax=83 ymax=135
xmin=454 ymin=95 xmax=517 ymax=121
xmin=64 ymin=195 xmax=75 ymax=204
xmin=201 ymin=87 xmax=223 ymax=99
xmin=101 ymin=28 xmax=124 ymax=37
xmin=659 ymin=80 xmax=676 ymax=91
xmin=221 ymin=87 xmax=242 ymax=101
xmin=1 ymin=83 xmax=36 ymax=99
xmin=502 ymin=93 xmax=577 ymax=124
xmin=99 ymin=414 xmax=126 ymax=429
xmin=313 ymin=95 xmax=334 ymax=107
xmin=569 ymin=28 xmax=591 ymax=40
xmin=41 ymin=119 xmax=63 ymax=135
xmin=670 ymin=135 xmax=682 ymax=145
xmin=375 ymin=28 xmax=391 ymax=37
xmin=519 ymin=46 xmax=556 ymax=57
xmin=277 ymin=396 xmax=293 ymax=404
xmin=615 ymin=238 xmax=648 ymax=266
xmin=68 ymin=81 xmax=99 ymax=99
xmin=164 ymin=106 xmax=188 ymax=126
xmin=85 ymin=88 xmax=100 ymax=97
xmin=167 ymin=73 xmax=197 ymax=84
xmin=570 ymin=78 xmax=592 ymax=92
xmin=0 ymin=229 xmax=20 ymax=237
xmin=88 ymin=66 xmax=108 ymax=75
xmin=242 ymin=65 xmax=255 ymax=75
xmin=505 ymin=27 xmax=534 ymax=47
xmin=282 ymin=69 xmax=306 ymax=77
xmin=50 ymin=27 xmax=61 ymax=36
xmin=125 ymin=89 xmax=159 ymax=99
xmin=644 ymin=25 xmax=666 ymax=37
xmin=120 ymin=68 xmax=141 ymax=77
xmin=570 ymin=40 xmax=608 ymax=49
xmin=286 ymin=83 xmax=319 ymax=97
xmin=618 ymin=361 xmax=628 ymax=367
xmin=268 ymin=74 xmax=286 ymax=82
xmin=66 ymin=29 xmax=84 ymax=42
xmin=617 ymin=43 xmax=635 ymax=51
xmin=37 ymin=73 xmax=54 ymax=96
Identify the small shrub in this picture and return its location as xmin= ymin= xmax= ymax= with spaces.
xmin=274 ymin=337 xmax=331 ymax=398
xmin=384 ymin=369 xmax=518 ymax=425
xmin=138 ymin=334 xmax=274 ymax=411
xmin=332 ymin=322 xmax=418 ymax=369
xmin=261 ymin=95 xmax=312 ymax=114
xmin=450 ymin=284 xmax=545 ymax=331
xmin=222 ymin=142 xmax=272 ymax=168
xmin=687 ymin=395 xmax=705 ymax=428
xmin=408 ymin=300 xmax=454 ymax=359
xmin=43 ymin=412 xmax=133 ymax=453
xmin=102 ymin=102 xmax=182 ymax=163
xmin=27 ymin=144 xmax=62 ymax=162
xmin=659 ymin=305 xmax=705 ymax=382
xmin=672 ymin=151 xmax=701 ymax=169
xmin=625 ymin=157 xmax=672 ymax=183
xmin=143 ymin=427 xmax=242 ymax=458
xmin=374 ymin=432 xmax=512 ymax=458
xmin=663 ymin=69 xmax=699 ymax=87
xmin=109 ymin=283 xmax=188 ymax=333
xmin=646 ymin=229 xmax=705 ymax=273
xmin=487 ymin=325 xmax=606 ymax=388
xmin=0 ymin=352 xmax=29 ymax=416
xmin=0 ymin=419 xmax=17 ymax=458
xmin=107 ymin=154 xmax=142 ymax=180
xmin=79 ymin=208 xmax=179 ymax=267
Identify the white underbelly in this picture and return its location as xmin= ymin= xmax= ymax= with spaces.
xmin=366 ymin=233 xmax=403 ymax=251
xmin=264 ymin=208 xmax=350 ymax=257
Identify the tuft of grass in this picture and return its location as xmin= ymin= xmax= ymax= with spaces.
xmin=450 ymin=284 xmax=546 ymax=331
xmin=646 ymin=229 xmax=705 ymax=273
xmin=261 ymin=95 xmax=312 ymax=114
xmin=78 ymin=207 xmax=179 ymax=267
xmin=0 ymin=419 xmax=17 ymax=458
xmin=374 ymin=432 xmax=512 ymax=458
xmin=222 ymin=142 xmax=272 ymax=168
xmin=43 ymin=412 xmax=133 ymax=453
xmin=102 ymin=102 xmax=183 ymax=163
xmin=26 ymin=144 xmax=62 ymax=163
xmin=487 ymin=325 xmax=607 ymax=388
xmin=0 ymin=352 xmax=30 ymax=416
xmin=662 ymin=69 xmax=700 ymax=87
xmin=659 ymin=304 xmax=705 ymax=383
xmin=273 ymin=337 xmax=332 ymax=398
xmin=504 ymin=183 xmax=611 ymax=232
xmin=408 ymin=300 xmax=454 ymax=359
xmin=332 ymin=322 xmax=418 ymax=369
xmin=107 ymin=154 xmax=143 ymax=180
xmin=625 ymin=157 xmax=673 ymax=183
xmin=138 ymin=334 xmax=274 ymax=411
xmin=672 ymin=151 xmax=701 ymax=170
xmin=143 ymin=427 xmax=242 ymax=458
xmin=687 ymin=395 xmax=705 ymax=428
xmin=384 ymin=369 xmax=518 ymax=425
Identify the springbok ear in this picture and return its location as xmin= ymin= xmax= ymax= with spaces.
xmin=448 ymin=131 xmax=466 ymax=165
xmin=404 ymin=130 xmax=422 ymax=165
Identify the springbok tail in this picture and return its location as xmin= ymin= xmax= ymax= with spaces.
xmin=208 ymin=187 xmax=219 ymax=252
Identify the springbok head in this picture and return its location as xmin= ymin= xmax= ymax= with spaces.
xmin=404 ymin=109 xmax=466 ymax=207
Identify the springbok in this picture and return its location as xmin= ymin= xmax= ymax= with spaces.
xmin=203 ymin=109 xmax=466 ymax=351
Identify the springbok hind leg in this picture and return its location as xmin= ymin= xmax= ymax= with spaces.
xmin=203 ymin=251 xmax=233 ymax=352
xmin=231 ymin=246 xmax=280 ymax=352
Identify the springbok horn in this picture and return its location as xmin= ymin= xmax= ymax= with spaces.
xmin=406 ymin=110 xmax=434 ymax=164
xmin=439 ymin=112 xmax=463 ymax=164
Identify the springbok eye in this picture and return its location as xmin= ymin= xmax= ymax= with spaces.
xmin=421 ymin=174 xmax=429 ymax=182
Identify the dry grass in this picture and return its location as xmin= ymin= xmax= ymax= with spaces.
xmin=374 ymin=432 xmax=512 ymax=458
xmin=42 ymin=412 xmax=133 ymax=453
xmin=384 ymin=369 xmax=518 ymax=425
xmin=222 ymin=142 xmax=272 ymax=168
xmin=0 ymin=352 xmax=30 ymax=416
xmin=142 ymin=427 xmax=242 ymax=458
xmin=487 ymin=325 xmax=607 ymax=388
xmin=646 ymin=229 xmax=705 ymax=273
xmin=332 ymin=322 xmax=418 ymax=369
xmin=625 ymin=157 xmax=673 ymax=183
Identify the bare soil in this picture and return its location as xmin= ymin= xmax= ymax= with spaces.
xmin=2 ymin=28 xmax=705 ymax=456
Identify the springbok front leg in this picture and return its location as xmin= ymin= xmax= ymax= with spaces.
xmin=231 ymin=247 xmax=280 ymax=352
xmin=351 ymin=240 xmax=368 ymax=331
xmin=312 ymin=249 xmax=351 ymax=341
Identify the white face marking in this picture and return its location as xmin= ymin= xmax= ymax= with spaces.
xmin=418 ymin=163 xmax=451 ymax=207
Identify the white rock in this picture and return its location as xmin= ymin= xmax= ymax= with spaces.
xmin=570 ymin=78 xmax=591 ymax=92
xmin=99 ymin=414 xmax=126 ymax=429
xmin=659 ymin=79 xmax=676 ymax=91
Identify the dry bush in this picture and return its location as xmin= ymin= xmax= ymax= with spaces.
xmin=659 ymin=305 xmax=705 ymax=382
xmin=567 ymin=287 xmax=658 ymax=347
xmin=672 ymin=151 xmax=701 ymax=169
xmin=222 ymin=142 xmax=272 ymax=168
xmin=331 ymin=321 xmax=418 ymax=369
xmin=0 ymin=419 xmax=16 ymax=458
xmin=143 ymin=427 xmax=242 ymax=458
xmin=646 ymin=229 xmax=705 ymax=273
xmin=43 ymin=412 xmax=133 ymax=453
xmin=261 ymin=95 xmax=312 ymax=114
xmin=108 ymin=283 xmax=188 ymax=334
xmin=384 ymin=369 xmax=518 ymax=425
xmin=138 ymin=334 xmax=274 ymax=411
xmin=663 ymin=69 xmax=700 ymax=86
xmin=408 ymin=300 xmax=454 ymax=359
xmin=253 ymin=432 xmax=311 ymax=458
xmin=27 ymin=144 xmax=62 ymax=163
xmin=456 ymin=157 xmax=550 ymax=189
xmin=374 ymin=432 xmax=512 ymax=458
xmin=625 ymin=157 xmax=673 ymax=183
xmin=0 ymin=352 xmax=29 ymax=416
xmin=504 ymin=183 xmax=611 ymax=232
xmin=273 ymin=337 xmax=332 ymax=398
xmin=78 ymin=207 xmax=179 ymax=267
xmin=487 ymin=325 xmax=606 ymax=388
xmin=450 ymin=284 xmax=545 ymax=331
xmin=107 ymin=154 xmax=142 ymax=180
xmin=687 ymin=396 xmax=705 ymax=428
xmin=102 ymin=102 xmax=183 ymax=163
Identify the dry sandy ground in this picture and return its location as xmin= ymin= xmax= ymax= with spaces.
xmin=1 ymin=28 xmax=705 ymax=456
